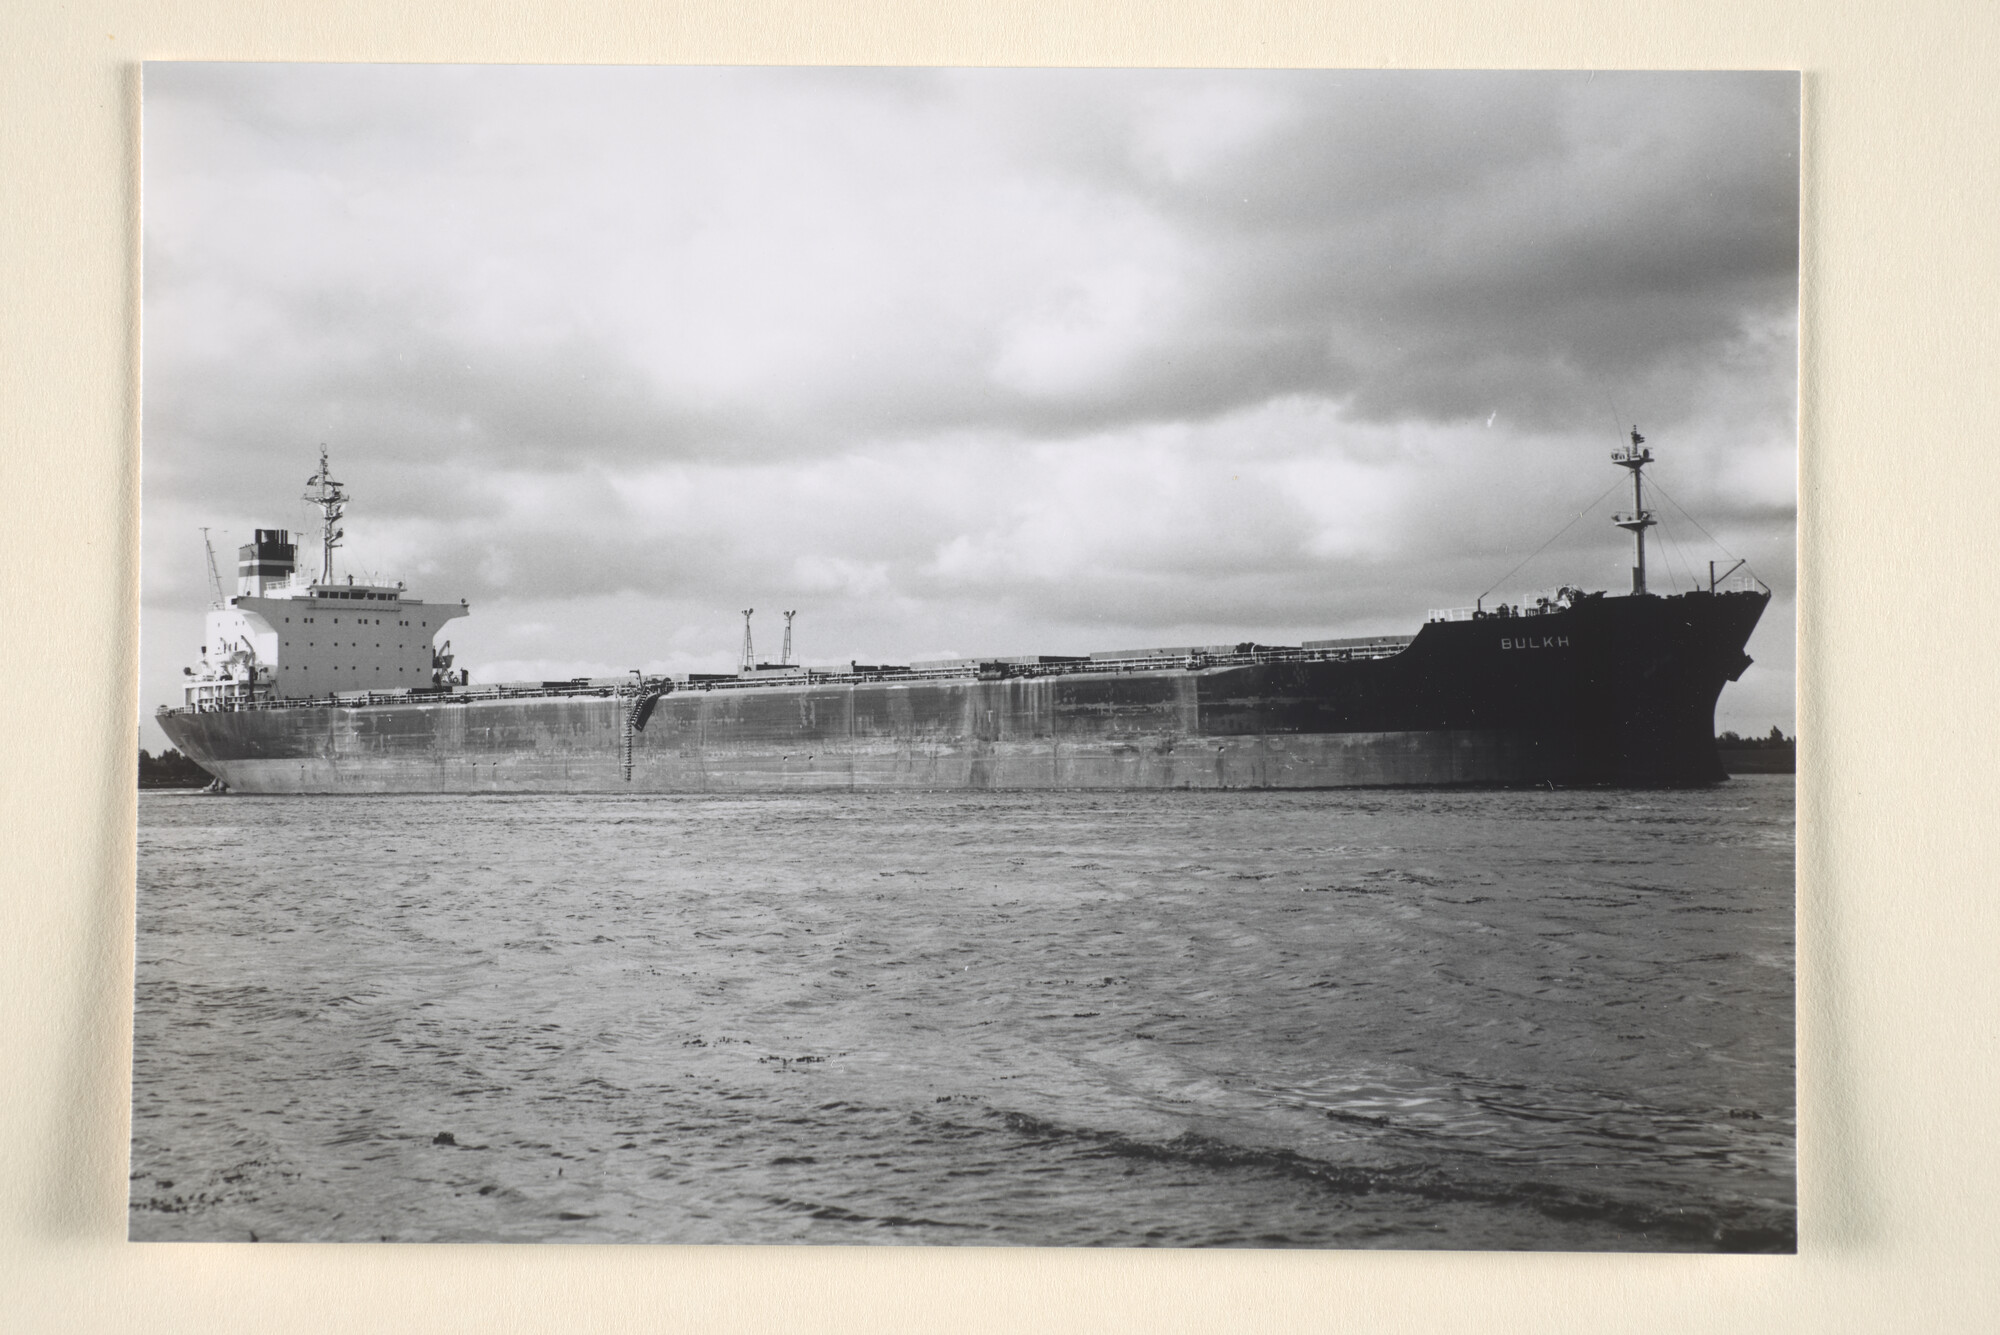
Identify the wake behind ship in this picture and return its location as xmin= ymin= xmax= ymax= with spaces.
xmin=156 ymin=438 xmax=1770 ymax=794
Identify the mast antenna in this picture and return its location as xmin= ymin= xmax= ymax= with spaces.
xmin=301 ymin=446 xmax=347 ymax=584
xmin=741 ymin=609 xmax=755 ymax=673
xmin=781 ymin=610 xmax=796 ymax=666
xmin=1610 ymin=426 xmax=1657 ymax=595
xmin=201 ymin=527 xmax=226 ymax=609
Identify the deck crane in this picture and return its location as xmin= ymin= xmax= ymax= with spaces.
xmin=201 ymin=528 xmax=226 ymax=609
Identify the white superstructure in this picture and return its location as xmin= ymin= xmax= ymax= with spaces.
xmin=179 ymin=451 xmax=469 ymax=708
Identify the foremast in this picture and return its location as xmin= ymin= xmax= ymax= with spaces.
xmin=1611 ymin=427 xmax=1657 ymax=595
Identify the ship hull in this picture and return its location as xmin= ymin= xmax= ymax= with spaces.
xmin=157 ymin=591 xmax=1769 ymax=794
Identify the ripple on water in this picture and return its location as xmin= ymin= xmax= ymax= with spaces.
xmin=131 ymin=779 xmax=1795 ymax=1249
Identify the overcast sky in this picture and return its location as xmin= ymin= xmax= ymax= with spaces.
xmin=140 ymin=66 xmax=1798 ymax=748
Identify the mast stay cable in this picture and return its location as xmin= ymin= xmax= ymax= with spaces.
xmin=1479 ymin=476 xmax=1625 ymax=604
xmin=1643 ymin=472 xmax=1768 ymax=590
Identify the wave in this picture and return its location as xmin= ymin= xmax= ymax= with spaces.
xmin=981 ymin=1107 xmax=1794 ymax=1252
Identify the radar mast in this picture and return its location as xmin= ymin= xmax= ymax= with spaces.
xmin=302 ymin=447 xmax=347 ymax=584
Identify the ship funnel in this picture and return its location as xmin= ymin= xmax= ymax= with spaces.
xmin=236 ymin=529 xmax=298 ymax=597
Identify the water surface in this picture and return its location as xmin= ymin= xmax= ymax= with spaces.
xmin=131 ymin=780 xmax=1795 ymax=1249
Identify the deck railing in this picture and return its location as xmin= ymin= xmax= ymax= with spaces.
xmin=157 ymin=638 xmax=1419 ymax=719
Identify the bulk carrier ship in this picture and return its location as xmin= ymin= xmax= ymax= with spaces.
xmin=156 ymin=436 xmax=1770 ymax=794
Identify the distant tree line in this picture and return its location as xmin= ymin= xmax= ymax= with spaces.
xmin=138 ymin=748 xmax=215 ymax=788
xmin=1716 ymin=727 xmax=1794 ymax=749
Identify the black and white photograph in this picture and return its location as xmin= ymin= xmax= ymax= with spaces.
xmin=133 ymin=65 xmax=1798 ymax=1249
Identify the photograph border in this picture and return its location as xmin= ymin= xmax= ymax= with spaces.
xmin=2 ymin=0 xmax=1992 ymax=1330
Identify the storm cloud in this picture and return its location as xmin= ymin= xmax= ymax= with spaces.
xmin=141 ymin=66 xmax=1797 ymax=743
